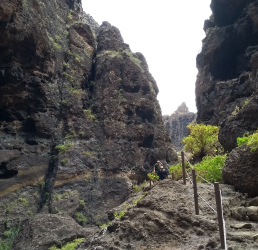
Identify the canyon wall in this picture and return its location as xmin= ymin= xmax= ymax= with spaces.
xmin=0 ymin=0 xmax=177 ymax=231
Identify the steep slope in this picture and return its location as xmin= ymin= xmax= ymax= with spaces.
xmin=196 ymin=0 xmax=258 ymax=151
xmin=163 ymin=102 xmax=196 ymax=151
xmin=0 ymin=0 xmax=177 ymax=233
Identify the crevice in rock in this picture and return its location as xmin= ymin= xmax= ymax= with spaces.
xmin=138 ymin=135 xmax=154 ymax=148
xmin=37 ymin=144 xmax=59 ymax=213
xmin=0 ymin=162 xmax=18 ymax=179
xmin=136 ymin=107 xmax=153 ymax=123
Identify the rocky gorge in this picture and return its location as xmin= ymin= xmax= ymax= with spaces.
xmin=0 ymin=0 xmax=177 ymax=243
xmin=1 ymin=0 xmax=258 ymax=249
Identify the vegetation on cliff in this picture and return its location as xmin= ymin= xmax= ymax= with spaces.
xmin=182 ymin=123 xmax=221 ymax=158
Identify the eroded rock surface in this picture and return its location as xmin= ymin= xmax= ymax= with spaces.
xmin=196 ymin=0 xmax=258 ymax=151
xmin=0 ymin=0 xmax=177 ymax=235
xmin=12 ymin=214 xmax=94 ymax=250
xmin=163 ymin=102 xmax=196 ymax=151
xmin=223 ymin=145 xmax=258 ymax=197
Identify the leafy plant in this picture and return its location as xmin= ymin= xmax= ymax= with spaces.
xmin=0 ymin=223 xmax=20 ymax=250
xmin=75 ymin=212 xmax=87 ymax=225
xmin=147 ymin=173 xmax=159 ymax=182
xmin=237 ymin=130 xmax=258 ymax=152
xmin=79 ymin=200 xmax=85 ymax=206
xmin=55 ymin=143 xmax=73 ymax=153
xmin=18 ymin=198 xmax=29 ymax=206
xmin=83 ymin=109 xmax=96 ymax=121
xmin=54 ymin=43 xmax=62 ymax=50
xmin=132 ymin=180 xmax=146 ymax=193
xmin=28 ymin=210 xmax=33 ymax=216
xmin=114 ymin=210 xmax=127 ymax=219
xmin=61 ymin=158 xmax=68 ymax=166
xmin=61 ymin=100 xmax=67 ymax=106
xmin=182 ymin=123 xmax=221 ymax=158
xmin=48 ymin=238 xmax=84 ymax=250
xmin=194 ymin=154 xmax=226 ymax=183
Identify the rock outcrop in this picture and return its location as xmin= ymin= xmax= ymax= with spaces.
xmin=196 ymin=0 xmax=258 ymax=151
xmin=12 ymin=214 xmax=94 ymax=250
xmin=0 ymin=0 xmax=177 ymax=234
xmin=223 ymin=144 xmax=258 ymax=197
xmin=163 ymin=103 xmax=196 ymax=151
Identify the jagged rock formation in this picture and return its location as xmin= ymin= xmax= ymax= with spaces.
xmin=0 ymin=0 xmax=177 ymax=234
xmin=196 ymin=0 xmax=258 ymax=151
xmin=163 ymin=103 xmax=196 ymax=151
xmin=196 ymin=0 xmax=258 ymax=197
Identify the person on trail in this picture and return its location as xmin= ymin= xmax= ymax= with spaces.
xmin=157 ymin=165 xmax=168 ymax=180
xmin=153 ymin=160 xmax=163 ymax=173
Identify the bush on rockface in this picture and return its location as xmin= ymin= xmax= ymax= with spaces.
xmin=48 ymin=238 xmax=84 ymax=250
xmin=182 ymin=123 xmax=222 ymax=158
xmin=169 ymin=155 xmax=226 ymax=183
xmin=0 ymin=223 xmax=20 ymax=250
xmin=237 ymin=130 xmax=258 ymax=152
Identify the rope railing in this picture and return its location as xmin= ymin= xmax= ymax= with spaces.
xmin=170 ymin=151 xmax=227 ymax=249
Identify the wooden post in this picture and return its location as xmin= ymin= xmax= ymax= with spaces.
xmin=192 ymin=169 xmax=199 ymax=215
xmin=214 ymin=182 xmax=226 ymax=249
xmin=172 ymin=173 xmax=175 ymax=180
xmin=181 ymin=151 xmax=186 ymax=185
xmin=149 ymin=179 xmax=152 ymax=189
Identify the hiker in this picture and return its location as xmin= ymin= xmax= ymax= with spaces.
xmin=157 ymin=165 xmax=168 ymax=180
xmin=153 ymin=160 xmax=163 ymax=173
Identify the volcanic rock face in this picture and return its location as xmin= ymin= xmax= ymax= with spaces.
xmin=0 ymin=0 xmax=177 ymax=232
xmin=163 ymin=102 xmax=196 ymax=151
xmin=223 ymin=144 xmax=258 ymax=197
xmin=196 ymin=0 xmax=258 ymax=151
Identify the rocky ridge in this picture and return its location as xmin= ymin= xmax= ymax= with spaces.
xmin=163 ymin=102 xmax=196 ymax=151
xmin=0 ymin=0 xmax=177 ymax=237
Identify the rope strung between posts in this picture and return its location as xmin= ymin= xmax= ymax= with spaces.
xmin=185 ymin=168 xmax=193 ymax=185
xmin=197 ymin=192 xmax=217 ymax=214
xmin=182 ymin=151 xmax=217 ymax=214
xmin=183 ymin=152 xmax=214 ymax=187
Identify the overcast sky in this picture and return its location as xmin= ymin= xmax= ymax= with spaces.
xmin=81 ymin=0 xmax=212 ymax=115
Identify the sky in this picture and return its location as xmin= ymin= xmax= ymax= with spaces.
xmin=81 ymin=0 xmax=212 ymax=115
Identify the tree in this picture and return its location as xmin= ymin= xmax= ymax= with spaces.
xmin=182 ymin=123 xmax=221 ymax=158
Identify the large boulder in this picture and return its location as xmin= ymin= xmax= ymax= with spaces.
xmin=223 ymin=145 xmax=258 ymax=197
xmin=12 ymin=214 xmax=94 ymax=250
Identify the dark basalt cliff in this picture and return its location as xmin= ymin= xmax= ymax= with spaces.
xmin=196 ymin=0 xmax=258 ymax=151
xmin=0 ymin=0 xmax=177 ymax=231
xmin=163 ymin=103 xmax=196 ymax=151
xmin=196 ymin=0 xmax=258 ymax=197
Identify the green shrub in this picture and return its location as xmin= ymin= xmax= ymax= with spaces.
xmin=169 ymin=163 xmax=184 ymax=180
xmin=132 ymin=180 xmax=146 ymax=193
xmin=237 ymin=130 xmax=258 ymax=152
xmin=61 ymin=100 xmax=67 ymax=105
xmin=237 ymin=136 xmax=249 ymax=146
xmin=55 ymin=143 xmax=73 ymax=153
xmin=54 ymin=43 xmax=62 ymax=50
xmin=18 ymin=198 xmax=29 ymax=206
xmin=48 ymin=238 xmax=84 ymax=250
xmin=61 ymin=158 xmax=68 ymax=166
xmin=114 ymin=210 xmax=127 ymax=219
xmin=182 ymin=123 xmax=221 ymax=158
xmin=28 ymin=210 xmax=33 ymax=216
xmin=194 ymin=154 xmax=227 ymax=183
xmin=79 ymin=200 xmax=85 ymax=206
xmin=84 ymin=109 xmax=96 ymax=121
xmin=0 ymin=223 xmax=20 ymax=250
xmin=147 ymin=173 xmax=159 ymax=182
xmin=75 ymin=212 xmax=87 ymax=225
